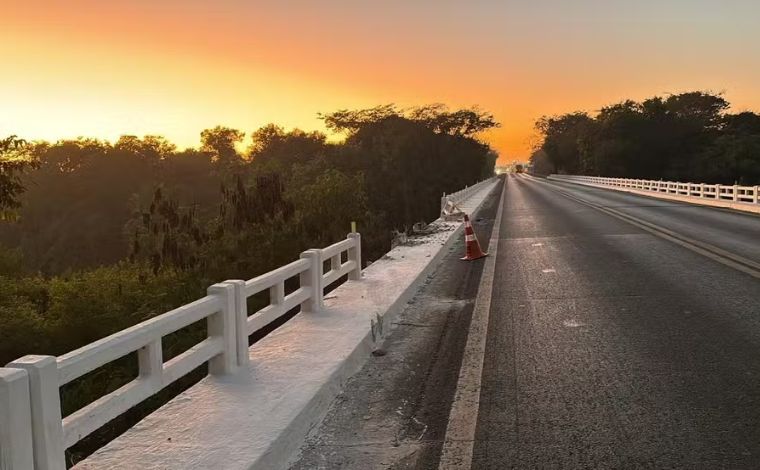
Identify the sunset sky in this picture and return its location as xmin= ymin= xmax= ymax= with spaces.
xmin=2 ymin=0 xmax=759 ymax=162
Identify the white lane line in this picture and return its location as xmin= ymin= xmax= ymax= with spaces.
xmin=438 ymin=178 xmax=505 ymax=469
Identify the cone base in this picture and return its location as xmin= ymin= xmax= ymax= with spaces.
xmin=461 ymin=252 xmax=488 ymax=261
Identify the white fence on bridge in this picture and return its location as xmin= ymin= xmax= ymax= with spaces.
xmin=549 ymin=175 xmax=760 ymax=206
xmin=1 ymin=234 xmax=361 ymax=470
xmin=0 ymin=175 xmax=497 ymax=470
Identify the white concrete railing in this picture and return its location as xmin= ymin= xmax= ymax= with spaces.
xmin=441 ymin=176 xmax=497 ymax=217
xmin=3 ymin=233 xmax=361 ymax=470
xmin=549 ymin=175 xmax=760 ymax=205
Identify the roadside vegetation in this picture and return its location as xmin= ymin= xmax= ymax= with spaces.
xmin=0 ymin=104 xmax=497 ymax=464
xmin=531 ymin=91 xmax=760 ymax=185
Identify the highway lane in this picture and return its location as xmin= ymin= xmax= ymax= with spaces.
xmin=543 ymin=176 xmax=760 ymax=267
xmin=471 ymin=174 xmax=760 ymax=468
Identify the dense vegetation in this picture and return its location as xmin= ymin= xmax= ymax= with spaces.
xmin=530 ymin=91 xmax=760 ymax=185
xmin=0 ymin=104 xmax=497 ymax=464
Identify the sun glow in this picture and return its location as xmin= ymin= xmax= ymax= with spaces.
xmin=3 ymin=1 xmax=760 ymax=162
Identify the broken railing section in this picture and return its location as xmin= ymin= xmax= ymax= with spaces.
xmin=441 ymin=177 xmax=498 ymax=220
xmin=2 ymin=233 xmax=362 ymax=470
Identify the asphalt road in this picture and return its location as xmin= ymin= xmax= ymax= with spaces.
xmin=473 ymin=174 xmax=760 ymax=468
xmin=545 ymin=177 xmax=760 ymax=267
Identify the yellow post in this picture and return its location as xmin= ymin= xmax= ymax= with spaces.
xmin=351 ymin=221 xmax=357 ymax=233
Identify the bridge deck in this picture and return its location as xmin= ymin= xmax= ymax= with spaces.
xmin=292 ymin=174 xmax=760 ymax=469
xmin=75 ymin=182 xmax=499 ymax=469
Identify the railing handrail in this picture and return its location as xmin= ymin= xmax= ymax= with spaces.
xmin=56 ymin=295 xmax=222 ymax=386
xmin=244 ymin=258 xmax=311 ymax=296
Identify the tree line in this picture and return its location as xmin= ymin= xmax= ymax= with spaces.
xmin=530 ymin=91 xmax=760 ymax=185
xmin=0 ymin=104 xmax=497 ymax=464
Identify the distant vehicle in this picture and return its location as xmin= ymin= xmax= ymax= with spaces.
xmin=515 ymin=164 xmax=524 ymax=173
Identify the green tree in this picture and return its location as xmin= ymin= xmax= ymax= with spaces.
xmin=535 ymin=113 xmax=595 ymax=174
xmin=529 ymin=149 xmax=554 ymax=175
xmin=0 ymin=135 xmax=38 ymax=219
xmin=322 ymin=104 xmax=500 ymax=138
xmin=249 ymin=124 xmax=328 ymax=171
xmin=200 ymin=126 xmax=245 ymax=165
xmin=407 ymin=104 xmax=500 ymax=137
xmin=533 ymin=91 xmax=754 ymax=184
xmin=115 ymin=135 xmax=176 ymax=161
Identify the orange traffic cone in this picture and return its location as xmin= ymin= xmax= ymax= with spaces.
xmin=461 ymin=214 xmax=488 ymax=261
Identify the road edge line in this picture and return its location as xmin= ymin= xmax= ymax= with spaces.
xmin=438 ymin=177 xmax=506 ymax=469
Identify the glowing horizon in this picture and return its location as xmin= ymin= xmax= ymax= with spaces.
xmin=2 ymin=0 xmax=760 ymax=163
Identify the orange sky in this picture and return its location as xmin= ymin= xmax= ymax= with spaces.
xmin=2 ymin=0 xmax=760 ymax=162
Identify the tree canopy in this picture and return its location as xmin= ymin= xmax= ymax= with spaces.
xmin=531 ymin=91 xmax=760 ymax=185
xmin=0 ymin=135 xmax=37 ymax=219
xmin=320 ymin=104 xmax=499 ymax=138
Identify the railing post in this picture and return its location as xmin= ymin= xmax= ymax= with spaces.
xmin=347 ymin=232 xmax=362 ymax=281
xmin=0 ymin=368 xmax=35 ymax=470
xmin=5 ymin=356 xmax=65 ymax=470
xmin=733 ymin=185 xmax=739 ymax=201
xmin=223 ymin=280 xmax=250 ymax=369
xmin=754 ymin=186 xmax=759 ymax=204
xmin=300 ymin=249 xmax=324 ymax=313
xmin=330 ymin=253 xmax=341 ymax=272
xmin=207 ymin=283 xmax=237 ymax=375
xmin=138 ymin=340 xmax=163 ymax=390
